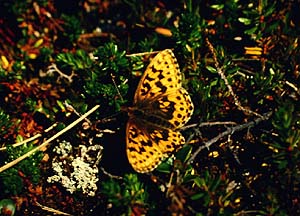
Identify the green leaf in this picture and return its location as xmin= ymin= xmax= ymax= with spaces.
xmin=206 ymin=66 xmax=217 ymax=73
xmin=210 ymin=4 xmax=224 ymax=10
xmin=191 ymin=192 xmax=205 ymax=200
xmin=209 ymin=176 xmax=221 ymax=192
xmin=193 ymin=177 xmax=206 ymax=188
xmin=244 ymin=26 xmax=258 ymax=35
xmin=238 ymin=17 xmax=252 ymax=25
xmin=175 ymin=145 xmax=192 ymax=163
xmin=156 ymin=160 xmax=172 ymax=173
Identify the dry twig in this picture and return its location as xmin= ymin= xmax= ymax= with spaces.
xmin=187 ymin=111 xmax=272 ymax=165
xmin=36 ymin=202 xmax=73 ymax=216
xmin=206 ymin=38 xmax=262 ymax=117
xmin=0 ymin=105 xmax=100 ymax=173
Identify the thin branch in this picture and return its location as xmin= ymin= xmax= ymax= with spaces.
xmin=125 ymin=48 xmax=175 ymax=58
xmin=125 ymin=50 xmax=160 ymax=57
xmin=285 ymin=80 xmax=300 ymax=95
xmin=206 ymin=38 xmax=262 ymax=117
xmin=182 ymin=121 xmax=237 ymax=130
xmin=0 ymin=105 xmax=100 ymax=173
xmin=36 ymin=202 xmax=73 ymax=216
xmin=184 ymin=121 xmax=237 ymax=145
xmin=0 ymin=123 xmax=58 ymax=151
xmin=100 ymin=167 xmax=123 ymax=180
xmin=187 ymin=111 xmax=272 ymax=165
xmin=64 ymin=101 xmax=92 ymax=124
xmin=111 ymin=73 xmax=124 ymax=102
xmin=44 ymin=63 xmax=76 ymax=83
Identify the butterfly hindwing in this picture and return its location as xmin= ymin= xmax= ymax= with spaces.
xmin=126 ymin=121 xmax=185 ymax=173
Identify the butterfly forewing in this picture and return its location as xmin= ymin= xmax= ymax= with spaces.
xmin=134 ymin=49 xmax=182 ymax=104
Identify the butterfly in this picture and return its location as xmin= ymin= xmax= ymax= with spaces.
xmin=125 ymin=49 xmax=194 ymax=173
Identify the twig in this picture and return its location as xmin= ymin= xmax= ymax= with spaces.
xmin=182 ymin=121 xmax=237 ymax=130
xmin=285 ymin=80 xmax=299 ymax=94
xmin=234 ymin=210 xmax=266 ymax=216
xmin=186 ymin=111 xmax=272 ymax=165
xmin=36 ymin=202 xmax=73 ymax=216
xmin=100 ymin=167 xmax=123 ymax=180
xmin=206 ymin=38 xmax=262 ymax=117
xmin=45 ymin=63 xmax=75 ymax=83
xmin=125 ymin=50 xmax=159 ymax=57
xmin=125 ymin=49 xmax=175 ymax=58
xmin=0 ymin=105 xmax=100 ymax=173
xmin=0 ymin=123 xmax=58 ymax=151
xmin=64 ymin=101 xmax=92 ymax=124
xmin=111 ymin=73 xmax=124 ymax=102
xmin=183 ymin=121 xmax=237 ymax=145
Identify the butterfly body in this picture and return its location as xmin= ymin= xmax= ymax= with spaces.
xmin=126 ymin=49 xmax=194 ymax=173
xmin=128 ymin=107 xmax=175 ymax=130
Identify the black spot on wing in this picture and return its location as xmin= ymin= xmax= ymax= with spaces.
xmin=158 ymin=72 xmax=165 ymax=80
xmin=174 ymin=121 xmax=180 ymax=127
xmin=155 ymin=81 xmax=167 ymax=93
xmin=141 ymin=139 xmax=153 ymax=147
xmin=140 ymin=73 xmax=155 ymax=96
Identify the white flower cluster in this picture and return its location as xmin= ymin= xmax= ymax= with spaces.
xmin=47 ymin=140 xmax=103 ymax=197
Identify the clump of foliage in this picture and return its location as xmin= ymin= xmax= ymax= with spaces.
xmin=84 ymin=43 xmax=129 ymax=109
xmin=101 ymin=174 xmax=149 ymax=215
xmin=0 ymin=143 xmax=43 ymax=195
xmin=0 ymin=110 xmax=12 ymax=138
